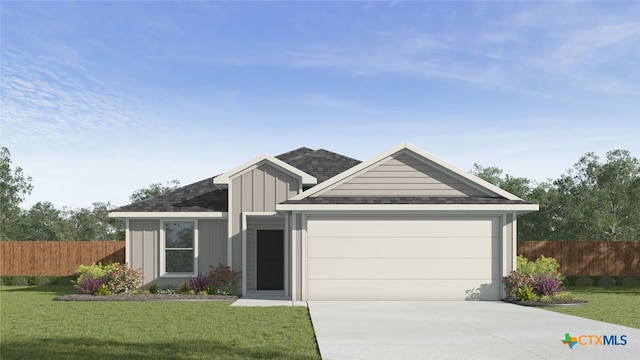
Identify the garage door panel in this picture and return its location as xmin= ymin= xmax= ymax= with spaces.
xmin=308 ymin=258 xmax=498 ymax=280
xmin=307 ymin=236 xmax=498 ymax=259
xmin=307 ymin=279 xmax=500 ymax=301
xmin=307 ymin=218 xmax=497 ymax=238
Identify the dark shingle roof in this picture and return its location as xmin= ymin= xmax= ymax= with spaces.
xmin=281 ymin=197 xmax=531 ymax=205
xmin=112 ymin=177 xmax=227 ymax=212
xmin=276 ymin=148 xmax=361 ymax=183
xmin=112 ymin=147 xmax=362 ymax=213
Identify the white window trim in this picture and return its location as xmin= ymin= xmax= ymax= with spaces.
xmin=160 ymin=220 xmax=199 ymax=278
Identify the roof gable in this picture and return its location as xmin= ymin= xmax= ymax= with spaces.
xmin=290 ymin=142 xmax=523 ymax=201
xmin=276 ymin=148 xmax=361 ymax=184
xmin=213 ymin=154 xmax=317 ymax=187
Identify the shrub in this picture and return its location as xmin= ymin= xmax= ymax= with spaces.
xmin=503 ymin=271 xmax=535 ymax=301
xmin=205 ymin=284 xmax=216 ymax=295
xmin=158 ymin=286 xmax=176 ymax=295
xmin=74 ymin=262 xmax=118 ymax=286
xmin=148 ymin=284 xmax=158 ymax=294
xmin=10 ymin=276 xmax=28 ymax=286
xmin=598 ymin=276 xmax=616 ymax=287
xmin=105 ymin=264 xmax=143 ymax=294
xmin=188 ymin=273 xmax=211 ymax=293
xmin=34 ymin=277 xmax=50 ymax=286
xmin=208 ymin=263 xmax=240 ymax=295
xmin=622 ymin=276 xmax=640 ymax=287
xmin=575 ymin=276 xmax=593 ymax=287
xmin=552 ymin=291 xmax=574 ymax=302
xmin=517 ymin=255 xmax=563 ymax=280
xmin=180 ymin=283 xmax=190 ymax=294
xmin=96 ymin=284 xmax=112 ymax=296
xmin=76 ymin=276 xmax=108 ymax=294
xmin=516 ymin=286 xmax=538 ymax=301
xmin=533 ymin=275 xmax=563 ymax=296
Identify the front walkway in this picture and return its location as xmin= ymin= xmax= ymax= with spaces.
xmin=230 ymin=290 xmax=307 ymax=307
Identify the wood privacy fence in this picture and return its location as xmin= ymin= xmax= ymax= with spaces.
xmin=0 ymin=241 xmax=125 ymax=276
xmin=517 ymin=241 xmax=640 ymax=276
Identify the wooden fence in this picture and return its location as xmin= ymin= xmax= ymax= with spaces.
xmin=0 ymin=241 xmax=125 ymax=276
xmin=518 ymin=241 xmax=640 ymax=276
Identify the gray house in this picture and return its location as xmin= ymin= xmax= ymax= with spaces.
xmin=109 ymin=143 xmax=538 ymax=300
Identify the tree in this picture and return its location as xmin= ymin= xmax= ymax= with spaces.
xmin=69 ymin=202 xmax=124 ymax=241
xmin=471 ymin=164 xmax=531 ymax=200
xmin=129 ymin=180 xmax=181 ymax=203
xmin=552 ymin=150 xmax=640 ymax=241
xmin=16 ymin=202 xmax=75 ymax=240
xmin=0 ymin=147 xmax=33 ymax=240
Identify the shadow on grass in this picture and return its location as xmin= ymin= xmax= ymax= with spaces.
xmin=0 ymin=337 xmax=319 ymax=360
xmin=0 ymin=285 xmax=78 ymax=296
xmin=568 ymin=286 xmax=640 ymax=295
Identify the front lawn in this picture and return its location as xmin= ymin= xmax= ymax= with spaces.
xmin=0 ymin=286 xmax=320 ymax=360
xmin=544 ymin=286 xmax=640 ymax=329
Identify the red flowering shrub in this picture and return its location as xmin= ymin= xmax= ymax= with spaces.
xmin=208 ymin=263 xmax=240 ymax=295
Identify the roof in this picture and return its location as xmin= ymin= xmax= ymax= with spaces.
xmin=111 ymin=177 xmax=227 ymax=213
xmin=276 ymin=148 xmax=361 ymax=183
xmin=110 ymin=147 xmax=361 ymax=214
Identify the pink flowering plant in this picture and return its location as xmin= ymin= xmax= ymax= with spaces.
xmin=503 ymin=255 xmax=565 ymax=301
xmin=208 ymin=263 xmax=240 ymax=295
xmin=105 ymin=263 xmax=144 ymax=294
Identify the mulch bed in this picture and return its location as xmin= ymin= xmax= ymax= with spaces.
xmin=504 ymin=299 xmax=588 ymax=307
xmin=54 ymin=294 xmax=239 ymax=302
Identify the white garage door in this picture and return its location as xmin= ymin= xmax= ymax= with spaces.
xmin=305 ymin=216 xmax=501 ymax=300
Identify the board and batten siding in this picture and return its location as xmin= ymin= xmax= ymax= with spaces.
xmin=230 ymin=163 xmax=300 ymax=272
xmin=129 ymin=219 xmax=227 ymax=287
xmin=245 ymin=216 xmax=286 ymax=290
xmin=321 ymin=152 xmax=490 ymax=197
xmin=129 ymin=220 xmax=159 ymax=286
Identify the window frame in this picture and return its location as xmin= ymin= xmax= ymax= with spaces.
xmin=160 ymin=220 xmax=198 ymax=277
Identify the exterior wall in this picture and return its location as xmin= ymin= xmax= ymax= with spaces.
xmin=129 ymin=220 xmax=159 ymax=286
xmin=245 ymin=216 xmax=285 ymax=291
xmin=292 ymin=213 xmax=302 ymax=300
xmin=128 ymin=218 xmax=227 ymax=288
xmin=321 ymin=152 xmax=489 ymax=197
xmin=230 ymin=163 xmax=300 ymax=273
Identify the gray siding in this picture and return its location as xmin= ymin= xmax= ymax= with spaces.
xmin=246 ymin=216 xmax=285 ymax=290
xmin=321 ymin=152 xmax=490 ymax=197
xmin=230 ymin=162 xmax=300 ymax=273
xmin=129 ymin=220 xmax=159 ymax=286
xmin=198 ymin=219 xmax=228 ymax=274
xmin=128 ymin=219 xmax=227 ymax=288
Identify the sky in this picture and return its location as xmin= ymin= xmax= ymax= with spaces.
xmin=2 ymin=1 xmax=639 ymax=210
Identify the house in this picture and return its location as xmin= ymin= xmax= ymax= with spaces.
xmin=109 ymin=143 xmax=538 ymax=300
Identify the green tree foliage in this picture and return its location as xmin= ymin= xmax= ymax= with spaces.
xmin=0 ymin=147 xmax=33 ymax=240
xmin=472 ymin=149 xmax=640 ymax=241
xmin=129 ymin=180 xmax=181 ymax=203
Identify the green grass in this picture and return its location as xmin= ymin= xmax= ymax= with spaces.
xmin=0 ymin=286 xmax=320 ymax=360
xmin=545 ymin=286 xmax=640 ymax=329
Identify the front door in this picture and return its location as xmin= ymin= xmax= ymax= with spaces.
xmin=257 ymin=230 xmax=284 ymax=290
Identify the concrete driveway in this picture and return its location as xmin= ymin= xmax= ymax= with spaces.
xmin=308 ymin=301 xmax=640 ymax=360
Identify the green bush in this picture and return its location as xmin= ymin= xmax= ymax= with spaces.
xmin=10 ymin=276 xmax=28 ymax=286
xmin=148 ymin=284 xmax=158 ymax=294
xmin=622 ymin=277 xmax=640 ymax=287
xmin=598 ymin=276 xmax=617 ymax=287
xmin=575 ymin=276 xmax=593 ymax=287
xmin=517 ymin=255 xmax=563 ymax=280
xmin=516 ymin=285 xmax=538 ymax=301
xmin=96 ymin=284 xmax=112 ymax=296
xmin=157 ymin=286 xmax=176 ymax=295
xmin=34 ymin=277 xmax=50 ymax=286
xmin=74 ymin=262 xmax=119 ymax=286
xmin=180 ymin=283 xmax=190 ymax=294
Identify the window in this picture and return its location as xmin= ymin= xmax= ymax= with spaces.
xmin=162 ymin=221 xmax=197 ymax=275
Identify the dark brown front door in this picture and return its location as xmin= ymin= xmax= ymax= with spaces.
xmin=257 ymin=230 xmax=284 ymax=290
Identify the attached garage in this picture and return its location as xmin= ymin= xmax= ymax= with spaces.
xmin=305 ymin=215 xmax=501 ymax=301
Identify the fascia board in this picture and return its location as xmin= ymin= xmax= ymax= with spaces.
xmin=213 ymin=154 xmax=316 ymax=186
xmin=289 ymin=143 xmax=408 ymax=200
xmin=108 ymin=212 xmax=229 ymax=219
xmin=275 ymin=203 xmax=539 ymax=212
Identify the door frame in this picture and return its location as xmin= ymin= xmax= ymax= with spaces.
xmin=241 ymin=213 xmax=289 ymax=297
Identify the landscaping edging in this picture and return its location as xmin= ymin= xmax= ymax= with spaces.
xmin=504 ymin=299 xmax=589 ymax=308
xmin=54 ymin=294 xmax=239 ymax=302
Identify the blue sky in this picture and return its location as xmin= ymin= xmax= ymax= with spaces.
xmin=2 ymin=1 xmax=639 ymax=209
